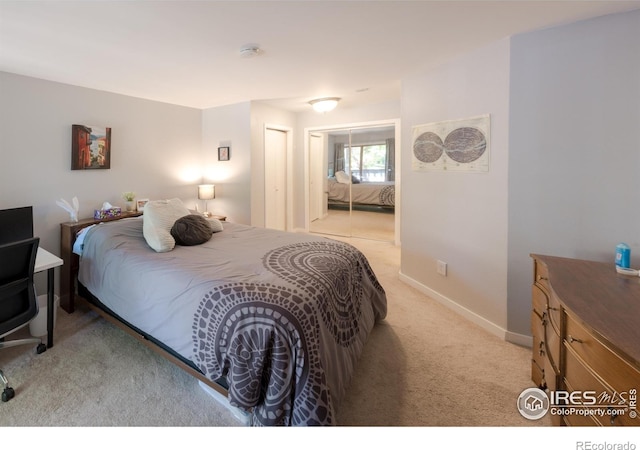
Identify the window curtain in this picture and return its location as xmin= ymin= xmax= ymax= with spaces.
xmin=386 ymin=138 xmax=395 ymax=181
xmin=334 ymin=143 xmax=345 ymax=175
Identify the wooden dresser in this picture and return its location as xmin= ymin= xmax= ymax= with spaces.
xmin=530 ymin=254 xmax=640 ymax=426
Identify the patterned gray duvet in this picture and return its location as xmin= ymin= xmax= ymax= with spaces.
xmin=327 ymin=179 xmax=395 ymax=206
xmin=77 ymin=217 xmax=387 ymax=426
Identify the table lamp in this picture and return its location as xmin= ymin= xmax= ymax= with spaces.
xmin=198 ymin=184 xmax=215 ymax=217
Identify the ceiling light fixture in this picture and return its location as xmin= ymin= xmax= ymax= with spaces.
xmin=309 ymin=97 xmax=340 ymax=113
xmin=239 ymin=45 xmax=262 ymax=58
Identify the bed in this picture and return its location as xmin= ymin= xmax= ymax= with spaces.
xmin=327 ymin=177 xmax=395 ymax=209
xmin=61 ymin=206 xmax=387 ymax=426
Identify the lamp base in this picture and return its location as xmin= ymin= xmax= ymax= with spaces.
xmin=202 ymin=211 xmax=212 ymax=218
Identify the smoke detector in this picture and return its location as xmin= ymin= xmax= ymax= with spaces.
xmin=239 ymin=45 xmax=262 ymax=58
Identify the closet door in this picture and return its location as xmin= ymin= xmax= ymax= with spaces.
xmin=307 ymin=124 xmax=396 ymax=242
xmin=348 ymin=128 xmax=395 ymax=241
xmin=332 ymin=129 xmax=353 ymax=238
xmin=264 ymin=127 xmax=287 ymax=230
xmin=308 ymin=130 xmax=351 ymax=238
xmin=309 ymin=133 xmax=326 ymax=223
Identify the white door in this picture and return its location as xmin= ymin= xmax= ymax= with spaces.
xmin=264 ymin=128 xmax=287 ymax=230
xmin=309 ymin=133 xmax=325 ymax=222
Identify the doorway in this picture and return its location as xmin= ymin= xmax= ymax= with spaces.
xmin=305 ymin=120 xmax=400 ymax=244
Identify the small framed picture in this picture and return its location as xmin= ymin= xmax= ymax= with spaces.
xmin=218 ymin=146 xmax=230 ymax=161
xmin=136 ymin=198 xmax=149 ymax=212
xmin=71 ymin=124 xmax=111 ymax=170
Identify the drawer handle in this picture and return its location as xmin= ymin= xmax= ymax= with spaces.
xmin=539 ymin=341 xmax=545 ymax=357
xmin=568 ymin=335 xmax=583 ymax=344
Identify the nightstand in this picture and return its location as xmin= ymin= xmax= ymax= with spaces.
xmin=60 ymin=212 xmax=143 ymax=314
xmin=208 ymin=214 xmax=226 ymax=221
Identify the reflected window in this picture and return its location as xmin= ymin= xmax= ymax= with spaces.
xmin=349 ymin=143 xmax=388 ymax=182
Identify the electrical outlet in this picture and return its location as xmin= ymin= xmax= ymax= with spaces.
xmin=437 ymin=260 xmax=447 ymax=276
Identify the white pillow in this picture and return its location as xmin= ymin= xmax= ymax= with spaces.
xmin=142 ymin=198 xmax=191 ymax=252
xmin=207 ymin=217 xmax=224 ymax=232
xmin=335 ymin=170 xmax=351 ymax=184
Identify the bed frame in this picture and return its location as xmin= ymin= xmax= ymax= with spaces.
xmin=59 ymin=212 xmax=229 ymax=398
xmin=327 ymin=199 xmax=394 ymax=213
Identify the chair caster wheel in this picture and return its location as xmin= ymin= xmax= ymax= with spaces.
xmin=36 ymin=343 xmax=47 ymax=354
xmin=2 ymin=387 xmax=15 ymax=402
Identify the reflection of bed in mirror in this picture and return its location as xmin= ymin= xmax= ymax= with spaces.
xmin=327 ymin=176 xmax=395 ymax=211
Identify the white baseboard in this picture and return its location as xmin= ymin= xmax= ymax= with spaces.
xmin=398 ymin=271 xmax=532 ymax=348
xmin=505 ymin=331 xmax=533 ymax=348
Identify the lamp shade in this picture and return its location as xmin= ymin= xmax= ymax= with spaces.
xmin=309 ymin=97 xmax=340 ymax=113
xmin=198 ymin=184 xmax=215 ymax=200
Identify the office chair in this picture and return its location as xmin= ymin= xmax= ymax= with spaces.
xmin=0 ymin=237 xmax=47 ymax=402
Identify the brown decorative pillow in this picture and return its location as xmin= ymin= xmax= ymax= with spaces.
xmin=170 ymin=214 xmax=214 ymax=246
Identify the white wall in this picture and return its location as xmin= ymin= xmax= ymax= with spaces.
xmin=400 ymin=38 xmax=511 ymax=337
xmin=507 ymin=10 xmax=640 ymax=336
xmin=0 ymin=72 xmax=202 ymax=291
xmin=201 ymin=102 xmax=252 ymax=224
xmin=399 ymin=9 xmax=640 ymax=343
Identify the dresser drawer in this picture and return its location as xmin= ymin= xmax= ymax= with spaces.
xmin=565 ymin=312 xmax=640 ymax=394
xmin=532 ymin=311 xmax=545 ymax=360
xmin=546 ymin=317 xmax=560 ymax=375
xmin=534 ymin=259 xmax=550 ymax=292
xmin=532 ymin=277 xmax=561 ymax=336
xmin=546 ymin=290 xmax=562 ymax=336
xmin=532 ymin=285 xmax=547 ymax=317
xmin=532 ymin=358 xmax=544 ymax=389
xmin=565 ymin=346 xmax=638 ymax=426
xmin=544 ymin=355 xmax=559 ymax=393
xmin=531 ymin=311 xmax=546 ymax=388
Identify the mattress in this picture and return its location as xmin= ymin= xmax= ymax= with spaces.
xmin=77 ymin=217 xmax=387 ymax=425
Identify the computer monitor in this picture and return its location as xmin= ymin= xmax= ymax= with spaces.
xmin=0 ymin=206 xmax=34 ymax=246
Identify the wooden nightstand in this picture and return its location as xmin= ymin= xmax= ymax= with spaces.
xmin=208 ymin=214 xmax=226 ymax=221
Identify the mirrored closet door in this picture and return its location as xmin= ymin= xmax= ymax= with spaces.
xmin=308 ymin=124 xmax=396 ymax=242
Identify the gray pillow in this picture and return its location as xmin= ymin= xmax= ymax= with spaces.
xmin=170 ymin=214 xmax=214 ymax=246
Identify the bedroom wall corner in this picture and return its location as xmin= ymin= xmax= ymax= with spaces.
xmin=202 ymin=102 xmax=252 ymax=225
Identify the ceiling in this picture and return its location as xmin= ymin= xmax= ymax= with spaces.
xmin=1 ymin=1 xmax=639 ymax=112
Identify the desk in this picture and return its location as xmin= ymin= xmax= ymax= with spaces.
xmin=35 ymin=247 xmax=63 ymax=348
